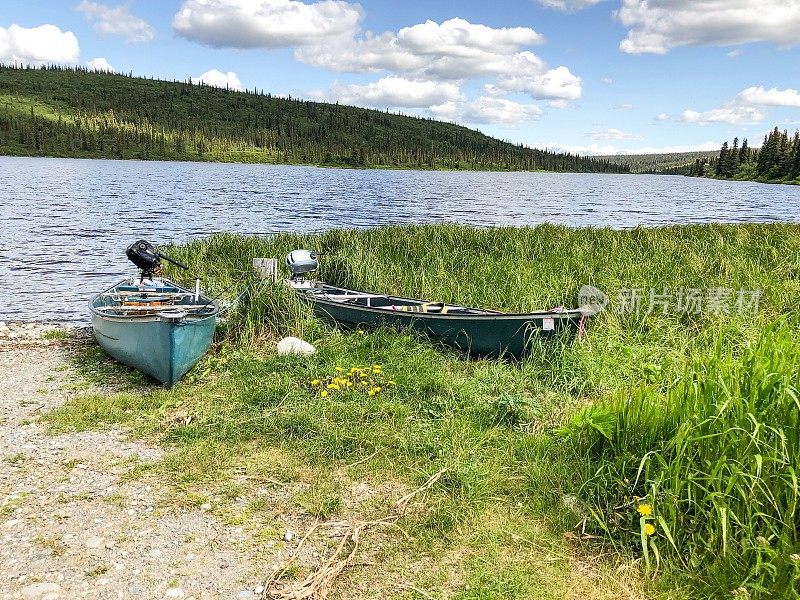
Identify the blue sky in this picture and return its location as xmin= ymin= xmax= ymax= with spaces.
xmin=2 ymin=0 xmax=799 ymax=154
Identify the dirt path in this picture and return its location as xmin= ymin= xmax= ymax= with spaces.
xmin=0 ymin=328 xmax=266 ymax=600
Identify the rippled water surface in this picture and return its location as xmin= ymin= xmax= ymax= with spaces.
xmin=2 ymin=156 xmax=800 ymax=322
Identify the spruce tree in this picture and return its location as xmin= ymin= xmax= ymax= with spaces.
xmin=716 ymin=141 xmax=729 ymax=177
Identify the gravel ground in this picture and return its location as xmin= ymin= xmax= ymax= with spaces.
xmin=0 ymin=323 xmax=269 ymax=600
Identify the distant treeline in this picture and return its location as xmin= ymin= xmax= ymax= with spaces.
xmin=0 ymin=65 xmax=628 ymax=173
xmin=600 ymin=150 xmax=719 ymax=174
xmin=666 ymin=127 xmax=800 ymax=184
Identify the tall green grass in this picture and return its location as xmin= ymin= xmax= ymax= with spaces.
xmin=561 ymin=324 xmax=800 ymax=597
xmin=61 ymin=224 xmax=800 ymax=597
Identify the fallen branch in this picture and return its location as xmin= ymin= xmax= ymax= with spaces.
xmin=261 ymin=468 xmax=447 ymax=600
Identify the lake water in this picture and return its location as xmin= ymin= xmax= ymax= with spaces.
xmin=2 ymin=156 xmax=800 ymax=323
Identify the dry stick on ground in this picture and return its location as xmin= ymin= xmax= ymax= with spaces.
xmin=261 ymin=468 xmax=448 ymax=600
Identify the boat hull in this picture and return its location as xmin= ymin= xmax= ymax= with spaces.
xmin=89 ymin=279 xmax=217 ymax=387
xmin=297 ymin=284 xmax=584 ymax=359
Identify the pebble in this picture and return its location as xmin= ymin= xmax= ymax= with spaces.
xmin=0 ymin=344 xmax=271 ymax=599
xmin=20 ymin=583 xmax=61 ymax=599
xmin=283 ymin=530 xmax=295 ymax=542
xmin=200 ymin=503 xmax=212 ymax=511
xmin=237 ymin=591 xmax=254 ymax=599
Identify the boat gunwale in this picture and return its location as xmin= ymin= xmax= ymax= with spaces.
xmin=297 ymin=283 xmax=587 ymax=321
xmin=88 ymin=277 xmax=220 ymax=322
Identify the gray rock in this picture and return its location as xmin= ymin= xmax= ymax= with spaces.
xmin=276 ymin=337 xmax=315 ymax=356
xmin=128 ymin=583 xmax=144 ymax=596
xmin=20 ymin=582 xmax=61 ymax=599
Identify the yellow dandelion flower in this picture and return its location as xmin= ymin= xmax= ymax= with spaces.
xmin=357 ymin=330 xmax=366 ymax=335
xmin=310 ymin=379 xmax=320 ymax=385
xmin=387 ymin=380 xmax=396 ymax=386
xmin=367 ymin=389 xmax=376 ymax=396
xmin=637 ymin=504 xmax=653 ymax=517
xmin=346 ymin=381 xmax=353 ymax=387
xmin=327 ymin=383 xmax=340 ymax=390
xmin=374 ymin=387 xmax=382 ymax=393
xmin=320 ymin=390 xmax=328 ymax=398
xmin=361 ymin=380 xmax=368 ymax=385
xmin=335 ymin=367 xmax=344 ymax=372
xmin=644 ymin=523 xmax=656 ymax=536
xmin=341 ymin=379 xmax=350 ymax=385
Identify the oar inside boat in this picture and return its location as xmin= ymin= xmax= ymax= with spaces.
xmin=89 ymin=240 xmax=219 ymax=387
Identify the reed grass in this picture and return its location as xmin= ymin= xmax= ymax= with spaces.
xmin=561 ymin=323 xmax=800 ymax=597
xmin=50 ymin=223 xmax=800 ymax=598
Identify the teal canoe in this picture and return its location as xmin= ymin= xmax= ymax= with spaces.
xmin=89 ymin=277 xmax=218 ymax=387
xmin=291 ymin=281 xmax=587 ymax=359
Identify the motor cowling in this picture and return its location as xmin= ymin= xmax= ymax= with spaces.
xmin=126 ymin=240 xmax=161 ymax=276
xmin=285 ymin=249 xmax=319 ymax=279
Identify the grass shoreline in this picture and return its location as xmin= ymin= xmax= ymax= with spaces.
xmin=44 ymin=223 xmax=800 ymax=599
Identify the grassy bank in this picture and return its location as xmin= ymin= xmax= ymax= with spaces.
xmin=48 ymin=224 xmax=800 ymax=598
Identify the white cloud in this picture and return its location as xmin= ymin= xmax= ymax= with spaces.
xmin=616 ymin=0 xmax=800 ymax=54
xmin=77 ymin=1 xmax=155 ymax=43
xmin=677 ymin=106 xmax=765 ymax=125
xmin=296 ymin=18 xmax=547 ymax=82
xmin=171 ymin=5 xmax=581 ymax=113
xmin=727 ymin=48 xmax=743 ymax=58
xmin=173 ymin=0 xmax=362 ymax=48
xmin=86 ymin=57 xmax=114 ymax=72
xmin=736 ymin=86 xmax=800 ymax=107
xmin=0 ymin=24 xmax=80 ymax=65
xmin=663 ymin=84 xmax=799 ymax=126
xmin=588 ymin=128 xmax=642 ymax=140
xmin=397 ymin=18 xmax=543 ymax=55
xmin=494 ymin=66 xmax=582 ymax=100
xmin=430 ymin=97 xmax=543 ymax=125
xmin=614 ymin=102 xmax=634 ymax=110
xmin=600 ymin=76 xmax=613 ymax=84
xmin=190 ymin=69 xmax=243 ymax=91
xmin=535 ymin=0 xmax=606 ymax=11
xmin=296 ymin=17 xmax=581 ymax=102
xmin=325 ymin=77 xmax=461 ymax=108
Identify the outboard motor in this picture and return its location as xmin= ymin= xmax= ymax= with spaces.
xmin=126 ymin=239 xmax=189 ymax=281
xmin=285 ymin=249 xmax=320 ymax=281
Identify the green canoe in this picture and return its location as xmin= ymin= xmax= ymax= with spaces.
xmin=291 ymin=281 xmax=587 ymax=359
xmin=89 ymin=277 xmax=218 ymax=387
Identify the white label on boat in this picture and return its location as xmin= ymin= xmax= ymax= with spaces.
xmin=542 ymin=318 xmax=555 ymax=331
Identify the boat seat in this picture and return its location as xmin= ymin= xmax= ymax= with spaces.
xmin=392 ymin=302 xmax=449 ymax=314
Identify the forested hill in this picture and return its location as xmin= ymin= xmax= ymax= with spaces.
xmin=0 ymin=66 xmax=628 ymax=173
xmin=599 ymin=150 xmax=718 ymax=174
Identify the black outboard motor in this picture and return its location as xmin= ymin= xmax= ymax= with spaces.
xmin=126 ymin=240 xmax=188 ymax=281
